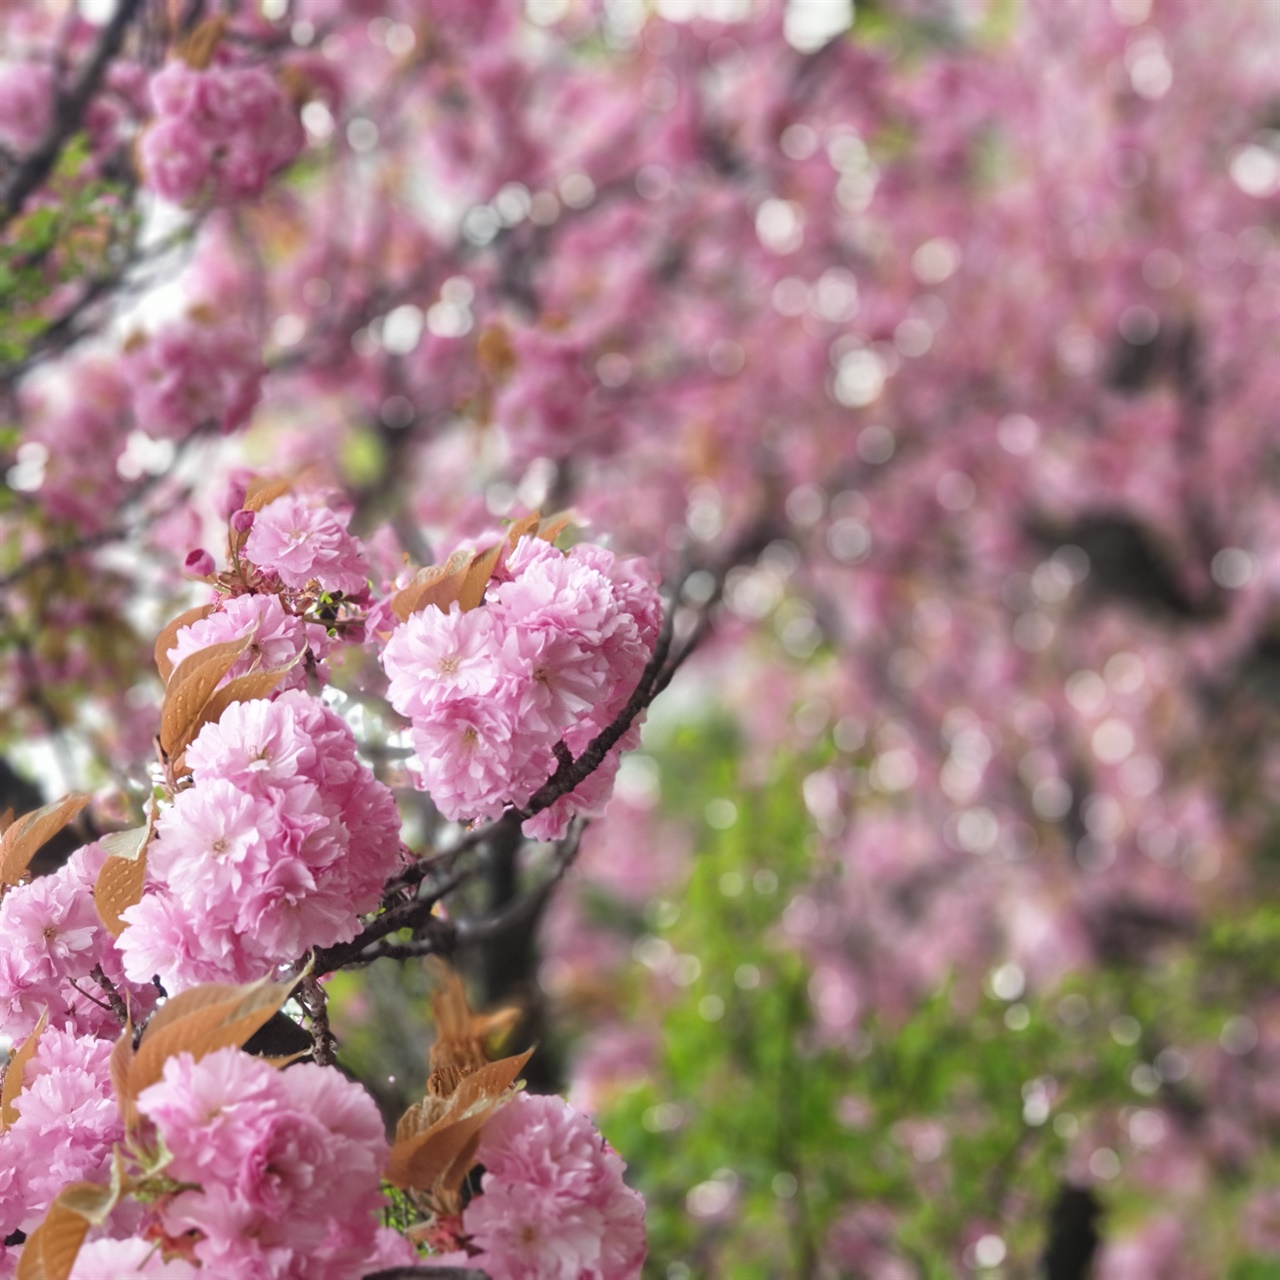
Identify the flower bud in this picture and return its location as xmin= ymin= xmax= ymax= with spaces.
xmin=230 ymin=508 xmax=255 ymax=533
xmin=184 ymin=548 xmax=216 ymax=577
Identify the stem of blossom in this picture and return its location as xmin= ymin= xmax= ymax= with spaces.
xmin=89 ymin=963 xmax=129 ymax=1024
xmin=297 ymin=973 xmax=337 ymax=1066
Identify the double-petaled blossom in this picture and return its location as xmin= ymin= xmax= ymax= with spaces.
xmin=381 ymin=535 xmax=660 ymax=835
xmin=0 ymin=842 xmax=158 ymax=1042
xmin=118 ymin=691 xmax=401 ymax=991
xmin=135 ymin=1048 xmax=404 ymax=1280
xmin=437 ymin=1093 xmax=646 ymax=1280
xmin=141 ymin=60 xmax=302 ymax=205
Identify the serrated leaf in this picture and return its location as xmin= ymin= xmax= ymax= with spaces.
xmin=390 ymin=550 xmax=473 ymax=622
xmin=159 ymin=634 xmax=253 ymax=758
xmin=0 ymin=794 xmax=89 ymax=887
xmin=1 ymin=1010 xmax=48 ymax=1129
xmin=126 ymin=973 xmax=300 ymax=1107
xmin=194 ymin=656 xmax=301 ymax=732
xmin=243 ymin=477 xmax=293 ymax=513
xmin=385 ymin=1049 xmax=532 ymax=1193
xmin=94 ymin=834 xmax=150 ymax=938
xmin=16 ymin=1199 xmax=89 ymax=1280
xmin=505 ymin=511 xmax=542 ymax=548
xmin=456 ymin=543 xmax=502 ymax=612
xmin=154 ymin=604 xmax=214 ymax=684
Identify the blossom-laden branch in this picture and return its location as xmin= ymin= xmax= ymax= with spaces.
xmin=0 ymin=0 xmax=145 ymax=228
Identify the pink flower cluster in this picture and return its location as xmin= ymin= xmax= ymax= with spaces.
xmin=0 ymin=59 xmax=52 ymax=153
xmin=123 ymin=315 xmax=262 ymax=437
xmin=166 ymin=594 xmax=328 ymax=695
xmin=134 ymin=1048 xmax=406 ymax=1279
xmin=243 ymin=493 xmax=371 ymax=598
xmin=381 ymin=535 xmax=661 ymax=836
xmin=140 ymin=60 xmax=303 ymax=204
xmin=0 ymin=842 xmax=157 ymax=1042
xmin=0 ymin=1027 xmax=121 ymax=1247
xmin=28 ymin=360 xmax=132 ymax=533
xmin=442 ymin=1093 xmax=647 ymax=1279
xmin=118 ymin=691 xmax=401 ymax=990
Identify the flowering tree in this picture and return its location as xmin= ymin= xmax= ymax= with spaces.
xmin=1 ymin=0 xmax=1278 ymax=1277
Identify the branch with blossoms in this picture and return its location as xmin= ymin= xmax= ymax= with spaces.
xmin=0 ymin=487 xmax=660 ymax=1276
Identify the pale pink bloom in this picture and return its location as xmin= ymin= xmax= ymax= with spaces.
xmin=0 ymin=61 xmax=53 ymax=151
xmin=499 ymin=625 xmax=610 ymax=737
xmin=166 ymin=593 xmax=325 ymax=693
xmin=383 ymin=603 xmax=502 ymax=719
xmin=497 ymin=536 xmax=618 ymax=641
xmin=462 ymin=1092 xmax=646 ymax=1280
xmin=0 ymin=842 xmax=157 ymax=1040
xmin=69 ymin=1238 xmax=198 ymax=1278
xmin=124 ymin=318 xmax=261 ymax=437
xmin=139 ymin=116 xmax=212 ymax=203
xmin=411 ymin=696 xmax=525 ymax=821
xmin=122 ymin=692 xmax=401 ymax=990
xmin=0 ymin=1028 xmax=121 ymax=1238
xmin=183 ymin=693 xmax=319 ymax=790
xmin=245 ymin=494 xmax=370 ymax=596
xmin=138 ymin=1049 xmax=391 ymax=1280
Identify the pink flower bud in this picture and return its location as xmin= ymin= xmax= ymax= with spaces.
xmin=230 ymin=508 xmax=255 ymax=533
xmin=184 ymin=548 xmax=215 ymax=577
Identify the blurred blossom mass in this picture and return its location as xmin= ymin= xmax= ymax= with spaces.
xmin=0 ymin=0 xmax=1278 ymax=1276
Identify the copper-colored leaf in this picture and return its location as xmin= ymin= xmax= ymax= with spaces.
xmin=243 ymin=477 xmax=293 ymax=513
xmin=456 ymin=543 xmax=502 ymax=612
xmin=537 ymin=510 xmax=574 ymax=544
xmin=505 ymin=511 xmax=542 ymax=548
xmin=386 ymin=1110 xmax=490 ymax=1193
xmin=385 ymin=1049 xmax=532 ymax=1194
xmin=0 ymin=794 xmax=90 ymax=887
xmin=128 ymin=973 xmax=300 ymax=1103
xmin=154 ymin=604 xmax=215 ymax=684
xmin=195 ymin=657 xmax=300 ymax=734
xmin=178 ymin=14 xmax=228 ymax=70
xmin=159 ymin=634 xmax=253 ymax=758
xmin=429 ymin=966 xmax=519 ymax=1075
xmin=476 ymin=324 xmax=515 ymax=380
xmin=1 ymin=1010 xmax=48 ymax=1129
xmin=16 ymin=1199 xmax=88 ymax=1280
xmin=390 ymin=550 xmax=473 ymax=623
xmin=93 ymin=833 xmax=150 ymax=938
xmin=110 ymin=1019 xmax=136 ymax=1131
xmin=0 ymin=807 xmax=14 ymax=835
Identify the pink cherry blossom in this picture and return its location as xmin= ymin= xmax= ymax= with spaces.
xmin=137 ymin=1048 xmax=392 ymax=1280
xmin=244 ymin=494 xmax=370 ymax=596
xmin=460 ymin=1092 xmax=647 ymax=1280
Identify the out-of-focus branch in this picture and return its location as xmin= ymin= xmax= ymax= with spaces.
xmin=0 ymin=0 xmax=146 ymax=229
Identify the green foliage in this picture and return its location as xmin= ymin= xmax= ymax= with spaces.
xmin=590 ymin=718 xmax=1278 ymax=1279
xmin=0 ymin=134 xmax=138 ymax=368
